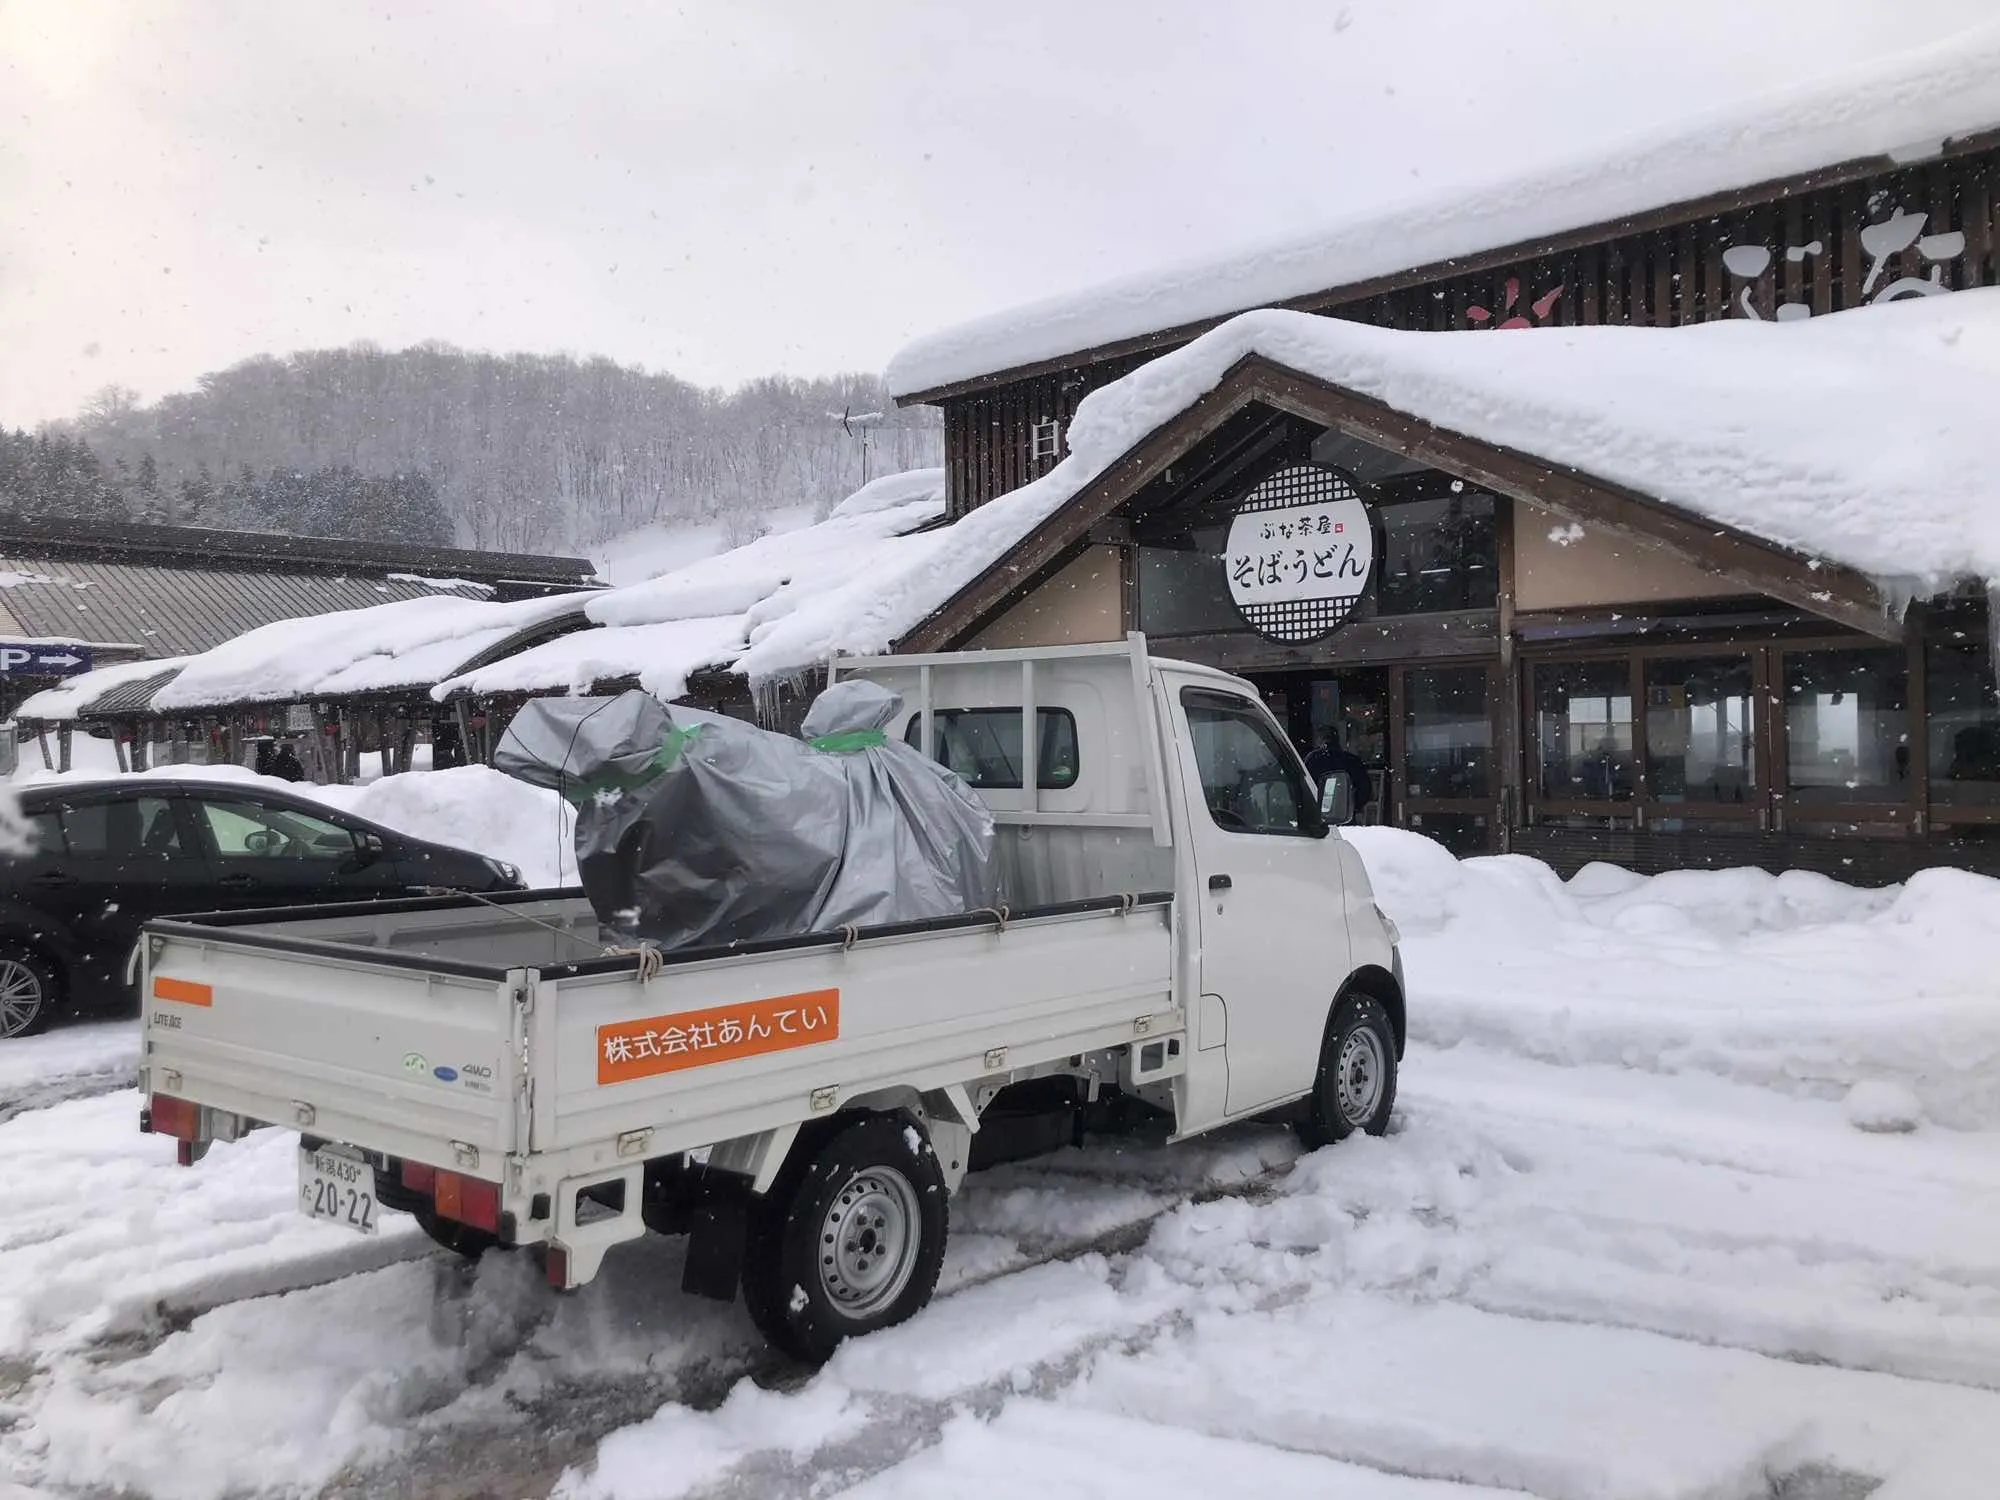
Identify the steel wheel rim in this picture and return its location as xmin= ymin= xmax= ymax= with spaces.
xmin=818 ymin=1166 xmax=921 ymax=1318
xmin=0 ymin=959 xmax=44 ymax=1039
xmin=1335 ymin=1023 xmax=1385 ymax=1125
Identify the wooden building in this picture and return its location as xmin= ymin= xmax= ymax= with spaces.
xmin=885 ymin=71 xmax=2000 ymax=883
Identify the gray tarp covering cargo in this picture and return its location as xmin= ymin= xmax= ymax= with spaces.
xmin=495 ymin=680 xmax=1001 ymax=949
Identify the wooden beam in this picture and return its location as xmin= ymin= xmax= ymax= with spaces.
xmin=1155 ymin=613 xmax=1498 ymax=675
xmin=896 ymin=131 xmax=2000 ymax=406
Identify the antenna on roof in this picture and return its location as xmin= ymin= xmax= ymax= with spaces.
xmin=828 ymin=406 xmax=887 ymax=488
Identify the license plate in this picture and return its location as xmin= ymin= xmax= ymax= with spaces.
xmin=299 ymin=1145 xmax=378 ymax=1235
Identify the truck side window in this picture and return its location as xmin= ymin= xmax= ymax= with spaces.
xmin=1180 ymin=688 xmax=1320 ymax=837
xmin=905 ymin=708 xmax=1080 ymax=790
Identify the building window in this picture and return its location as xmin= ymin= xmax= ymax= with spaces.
xmin=1030 ymin=419 xmax=1062 ymax=462
xmin=1926 ymin=634 xmax=2000 ymax=810
xmin=1534 ymin=661 xmax=1635 ymax=801
xmin=1375 ymin=490 xmax=1498 ymax=616
xmin=1643 ymin=657 xmax=1755 ymax=805
xmin=1403 ymin=666 xmax=1491 ymax=799
xmin=1783 ymin=648 xmax=1910 ymax=803
xmin=1136 ymin=527 xmax=1240 ymax=637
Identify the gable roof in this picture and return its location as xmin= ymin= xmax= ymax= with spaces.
xmin=886 ymin=22 xmax=2000 ymax=402
xmin=876 ymin=291 xmax=2000 ymax=658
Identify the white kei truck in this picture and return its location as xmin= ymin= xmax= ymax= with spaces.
xmin=138 ymin=637 xmax=1405 ymax=1361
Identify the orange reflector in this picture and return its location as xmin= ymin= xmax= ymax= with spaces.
xmin=153 ymin=976 xmax=213 ymax=1008
xmin=433 ymin=1170 xmax=499 ymax=1232
xmin=400 ymin=1160 xmax=436 ymax=1193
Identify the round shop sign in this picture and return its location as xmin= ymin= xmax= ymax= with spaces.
xmin=1222 ymin=465 xmax=1376 ymax=643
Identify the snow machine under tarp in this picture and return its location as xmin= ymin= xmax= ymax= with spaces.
xmin=494 ymin=679 xmax=1001 ymax=949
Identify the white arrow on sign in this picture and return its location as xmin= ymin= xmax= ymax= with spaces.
xmin=37 ymin=652 xmax=84 ymax=668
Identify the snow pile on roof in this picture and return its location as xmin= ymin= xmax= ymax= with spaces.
xmin=828 ymin=467 xmax=947 ymax=518
xmin=436 ymin=472 xmax=946 ymax=699
xmin=886 ymin=23 xmax=2000 ymax=395
xmin=15 ymin=656 xmax=192 ymax=722
xmin=149 ymin=591 xmax=590 ymax=710
xmin=752 ymin=293 xmax=2000 ymax=674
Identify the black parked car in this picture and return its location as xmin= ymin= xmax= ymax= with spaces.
xmin=0 ymin=777 xmax=525 ymax=1038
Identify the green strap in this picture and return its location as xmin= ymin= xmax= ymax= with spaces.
xmin=562 ymin=723 xmax=703 ymax=803
xmin=808 ymin=729 xmax=888 ymax=753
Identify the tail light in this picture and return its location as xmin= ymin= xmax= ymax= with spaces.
xmin=431 ymin=1169 xmax=499 ymax=1232
xmin=544 ymin=1245 xmax=569 ymax=1289
xmin=399 ymin=1160 xmax=436 ymax=1193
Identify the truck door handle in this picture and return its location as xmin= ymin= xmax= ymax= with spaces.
xmin=31 ymin=870 xmax=76 ymax=887
xmin=218 ymin=874 xmax=257 ymax=890
xmin=1208 ymin=874 xmax=1232 ymax=890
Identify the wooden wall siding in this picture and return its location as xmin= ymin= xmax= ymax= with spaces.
xmin=941 ymin=145 xmax=2000 ymax=513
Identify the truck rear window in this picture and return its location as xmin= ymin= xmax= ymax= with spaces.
xmin=906 ymin=708 xmax=1080 ymax=790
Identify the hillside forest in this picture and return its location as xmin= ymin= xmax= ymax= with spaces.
xmin=1 ymin=344 xmax=941 ymax=554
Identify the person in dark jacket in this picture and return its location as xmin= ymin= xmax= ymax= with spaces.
xmin=270 ymin=742 xmax=307 ymax=783
xmin=1304 ymin=728 xmax=1374 ymax=819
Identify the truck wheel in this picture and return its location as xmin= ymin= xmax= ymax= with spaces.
xmin=412 ymin=1206 xmax=498 ymax=1260
xmin=742 ymin=1113 xmax=948 ymax=1363
xmin=1297 ymin=992 xmax=1397 ymax=1149
xmin=0 ymin=946 xmax=58 ymax=1040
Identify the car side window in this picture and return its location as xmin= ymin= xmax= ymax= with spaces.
xmin=1180 ymin=688 xmax=1322 ymax=838
xmin=26 ymin=810 xmax=63 ymax=857
xmin=59 ymin=796 xmax=188 ymax=858
xmin=201 ymin=800 xmax=358 ymax=860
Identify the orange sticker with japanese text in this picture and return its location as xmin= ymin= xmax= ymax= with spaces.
xmin=596 ymin=988 xmax=840 ymax=1086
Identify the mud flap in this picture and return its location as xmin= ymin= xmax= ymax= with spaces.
xmin=682 ymin=1198 xmax=747 ymax=1302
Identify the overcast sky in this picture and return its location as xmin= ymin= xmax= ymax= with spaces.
xmin=2 ymin=0 xmax=1994 ymax=425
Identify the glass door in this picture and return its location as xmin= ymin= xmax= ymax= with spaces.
xmin=1773 ymin=645 xmax=1914 ymax=835
xmin=1395 ymin=663 xmax=1497 ymax=854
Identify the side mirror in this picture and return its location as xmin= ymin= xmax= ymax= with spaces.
xmin=1320 ymin=771 xmax=1356 ymax=828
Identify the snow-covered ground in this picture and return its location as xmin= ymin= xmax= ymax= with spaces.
xmin=3 ymin=831 xmax=1997 ymax=1499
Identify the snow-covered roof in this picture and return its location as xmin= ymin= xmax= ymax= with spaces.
xmin=433 ymin=471 xmax=947 ymax=699
xmin=765 ymin=292 xmax=2000 ymax=676
xmin=148 ymin=591 xmax=592 ymax=711
xmin=15 ymin=656 xmax=193 ymax=722
xmin=886 ymin=23 xmax=2000 ymax=398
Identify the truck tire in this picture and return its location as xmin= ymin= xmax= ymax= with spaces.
xmin=0 ymin=945 xmax=59 ymax=1040
xmin=741 ymin=1112 xmax=948 ymax=1363
xmin=1297 ymin=992 xmax=1398 ymax=1149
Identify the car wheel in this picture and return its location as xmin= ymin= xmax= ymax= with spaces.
xmin=741 ymin=1112 xmax=948 ymax=1364
xmin=0 ymin=946 xmax=59 ymax=1040
xmin=1296 ymin=991 xmax=1398 ymax=1149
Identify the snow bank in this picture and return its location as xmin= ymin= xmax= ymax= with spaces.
xmin=887 ymin=22 xmax=2000 ymax=394
xmin=1347 ymin=827 xmax=2000 ymax=1127
xmin=309 ymin=765 xmax=578 ymax=888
